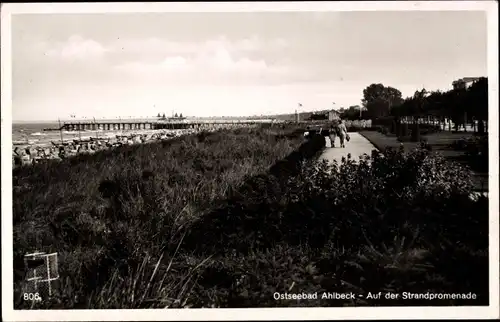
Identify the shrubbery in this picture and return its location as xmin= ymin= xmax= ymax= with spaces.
xmin=180 ymin=146 xmax=488 ymax=307
xmin=417 ymin=123 xmax=442 ymax=135
xmin=375 ymin=120 xmax=441 ymax=143
xmin=14 ymin=128 xmax=488 ymax=308
xmin=450 ymin=135 xmax=488 ymax=172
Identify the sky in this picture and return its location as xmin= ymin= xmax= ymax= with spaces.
xmin=11 ymin=10 xmax=487 ymax=121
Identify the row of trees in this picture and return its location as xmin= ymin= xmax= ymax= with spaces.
xmin=339 ymin=105 xmax=370 ymax=121
xmin=360 ymin=78 xmax=488 ymax=132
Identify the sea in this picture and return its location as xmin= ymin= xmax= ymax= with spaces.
xmin=12 ymin=118 xmax=273 ymax=149
xmin=12 ymin=119 xmax=179 ymax=149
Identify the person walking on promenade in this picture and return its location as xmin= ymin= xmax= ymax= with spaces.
xmin=338 ymin=119 xmax=348 ymax=148
xmin=329 ymin=121 xmax=339 ymax=148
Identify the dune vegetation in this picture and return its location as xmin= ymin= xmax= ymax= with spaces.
xmin=13 ymin=124 xmax=488 ymax=308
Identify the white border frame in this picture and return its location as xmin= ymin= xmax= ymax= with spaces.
xmin=2 ymin=1 xmax=498 ymax=320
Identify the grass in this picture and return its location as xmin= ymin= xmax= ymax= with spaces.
xmin=359 ymin=131 xmax=421 ymax=153
xmin=13 ymin=124 xmax=489 ymax=308
xmin=13 ymin=125 xmax=311 ymax=309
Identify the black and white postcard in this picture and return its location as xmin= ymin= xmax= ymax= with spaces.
xmin=2 ymin=1 xmax=498 ymax=321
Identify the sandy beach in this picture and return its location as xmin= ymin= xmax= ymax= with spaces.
xmin=12 ymin=123 xmax=262 ymax=167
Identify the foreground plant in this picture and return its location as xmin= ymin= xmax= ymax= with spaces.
xmin=172 ymin=146 xmax=488 ymax=307
xmin=14 ymin=138 xmax=488 ymax=308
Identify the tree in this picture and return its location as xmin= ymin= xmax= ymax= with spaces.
xmin=179 ymin=113 xmax=183 ymax=118
xmin=162 ymin=113 xmax=166 ymax=118
xmin=425 ymin=90 xmax=445 ymax=118
xmin=390 ymin=77 xmax=488 ymax=133
xmin=470 ymin=77 xmax=488 ymax=134
xmin=340 ymin=105 xmax=364 ymax=120
xmin=157 ymin=113 xmax=161 ymax=118
xmin=468 ymin=77 xmax=488 ymax=120
xmin=411 ymin=122 xmax=421 ymax=142
xmin=362 ymin=83 xmax=403 ymax=118
xmin=448 ymin=87 xmax=468 ymax=131
xmin=412 ymin=88 xmax=428 ymax=121
xmin=174 ymin=113 xmax=178 ymax=117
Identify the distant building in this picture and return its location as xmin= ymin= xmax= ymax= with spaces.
xmin=327 ymin=109 xmax=341 ymax=121
xmin=452 ymin=77 xmax=481 ymax=90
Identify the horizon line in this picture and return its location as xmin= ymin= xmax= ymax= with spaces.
xmin=12 ymin=110 xmax=348 ymax=123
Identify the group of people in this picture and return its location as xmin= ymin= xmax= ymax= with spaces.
xmin=329 ymin=119 xmax=349 ymax=148
xmin=304 ymin=119 xmax=349 ymax=148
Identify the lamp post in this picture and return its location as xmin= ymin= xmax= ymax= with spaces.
xmin=297 ymin=103 xmax=302 ymax=123
xmin=58 ymin=118 xmax=63 ymax=144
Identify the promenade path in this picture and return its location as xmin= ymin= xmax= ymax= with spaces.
xmin=319 ymin=132 xmax=378 ymax=165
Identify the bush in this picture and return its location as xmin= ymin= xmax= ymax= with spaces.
xmin=450 ymin=138 xmax=468 ymax=151
xmin=287 ymin=147 xmax=486 ymax=298
xmin=450 ymin=135 xmax=487 ymax=154
xmin=15 ymin=130 xmax=488 ymax=308
xmin=181 ymin=146 xmax=487 ymax=306
xmin=464 ymin=136 xmax=488 ymax=158
xmin=379 ymin=126 xmax=389 ymax=135
xmin=445 ymin=135 xmax=488 ymax=172
xmin=418 ymin=123 xmax=441 ymax=134
xmin=453 ymin=135 xmax=489 ymax=172
xmin=412 ymin=123 xmax=442 ymax=136
xmin=304 ymin=129 xmax=319 ymax=137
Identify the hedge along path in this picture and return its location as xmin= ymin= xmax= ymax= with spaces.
xmin=319 ymin=132 xmax=379 ymax=166
xmin=359 ymin=130 xmax=489 ymax=194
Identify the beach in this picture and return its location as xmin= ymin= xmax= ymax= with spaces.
xmin=12 ymin=120 xmax=266 ymax=167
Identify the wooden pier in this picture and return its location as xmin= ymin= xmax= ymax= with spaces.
xmin=59 ymin=122 xmax=155 ymax=131
xmin=52 ymin=120 xmax=274 ymax=132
